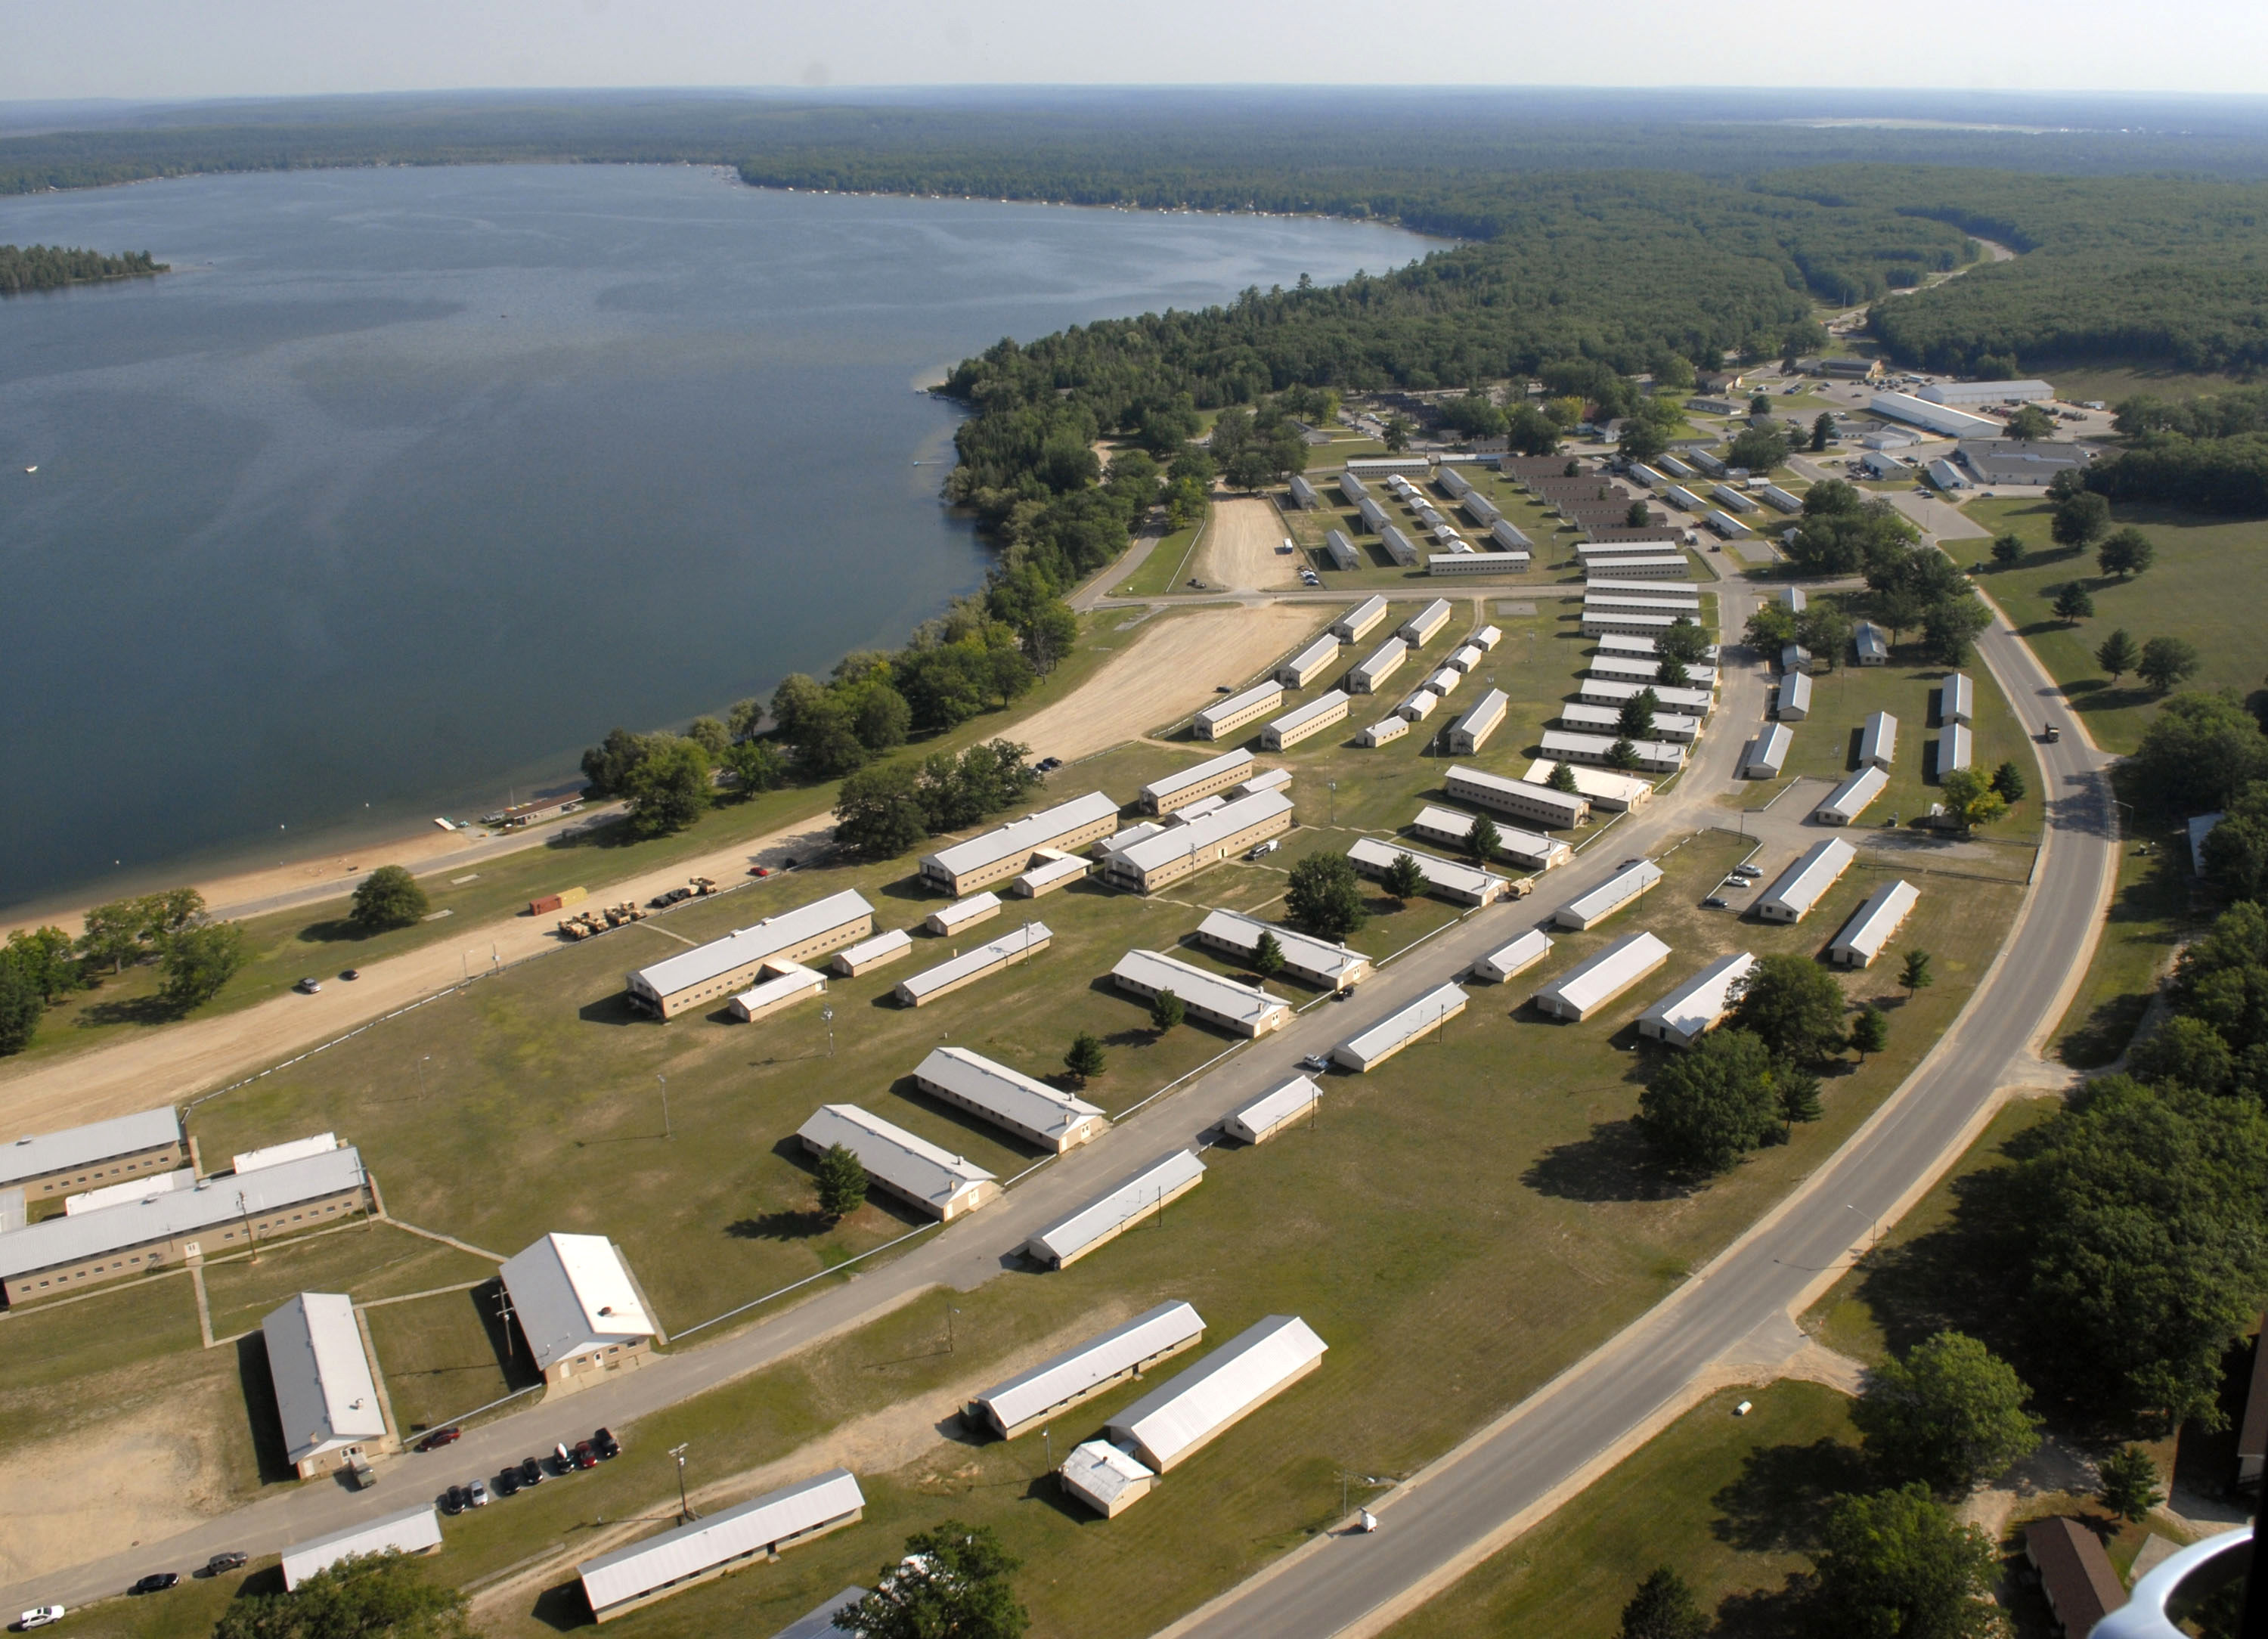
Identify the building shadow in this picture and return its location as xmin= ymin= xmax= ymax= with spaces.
xmin=234 ymin=1334 xmax=300 ymax=1486
xmin=528 ymin=1578 xmax=594 ymax=1631
xmin=576 ymin=993 xmax=648 ymax=1027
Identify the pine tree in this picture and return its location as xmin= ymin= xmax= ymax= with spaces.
xmin=1469 ymin=813 xmax=1501 ymax=863
xmin=1900 ymin=949 xmax=1934 ymax=998
xmin=814 ymin=1143 xmax=868 ymax=1221
xmin=1616 ymin=1566 xmax=1709 ymax=1639
xmin=1252 ymin=931 xmax=1286 ymax=978
xmin=1849 ymin=1005 xmax=1889 ymax=1061
xmin=1382 ymin=852 xmax=1428 ymax=903
xmin=1148 ymin=988 xmax=1185 ymax=1032
xmin=1548 ymin=760 xmax=1582 ymax=793
xmin=1778 ymin=1067 xmax=1824 ymax=1127
xmin=2096 ymin=627 xmax=2139 ymax=683
xmin=1064 ymin=1032 xmax=1107 ymax=1084
xmin=2098 ymin=1445 xmax=2164 ymax=1522
xmin=1991 ymin=761 xmax=2026 ymax=804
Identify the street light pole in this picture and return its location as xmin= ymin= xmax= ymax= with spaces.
xmin=668 ymin=1442 xmax=694 ymax=1523
xmin=821 ymin=1004 xmax=835 ymax=1057
xmin=947 ymin=1306 xmax=960 ymax=1353
xmin=657 ymin=1073 xmax=671 ymax=1140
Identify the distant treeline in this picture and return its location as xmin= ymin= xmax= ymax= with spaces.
xmin=0 ymin=243 xmax=164 ymax=293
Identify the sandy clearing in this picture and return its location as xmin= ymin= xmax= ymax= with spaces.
xmin=1191 ymin=496 xmax=1301 ymax=592
xmin=1003 ymin=602 xmax=1325 ymax=759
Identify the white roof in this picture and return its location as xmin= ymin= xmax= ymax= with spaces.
xmin=1337 ymin=594 xmax=1390 ymax=632
xmin=1641 ymin=953 xmax=1756 ymax=1042
xmin=1536 ymin=932 xmax=1673 ymax=1017
xmin=1817 ymin=766 xmax=1889 ymax=821
xmin=1560 ymin=703 xmax=1700 ymax=739
xmin=1282 ymin=635 xmax=1340 ymax=678
xmin=1919 ymin=378 xmax=2054 ymax=404
xmin=1195 ymin=909 xmax=1368 ymax=986
xmin=1520 ymin=760 xmax=1655 ymax=809
xmin=1061 ymin=1440 xmax=1154 ymax=1510
xmin=1106 ymin=791 xmax=1294 ymax=876
xmin=1198 ymin=680 xmax=1286 ymax=733
xmin=1112 ymin=949 xmax=1290 ymax=1032
xmin=894 ymin=922 xmax=1053 ymax=1002
xmin=1400 ymin=598 xmax=1454 ymax=639
xmin=1760 ymin=838 xmax=1857 ymax=918
xmin=1870 ymin=390 xmax=2000 ymax=437
xmin=1942 ymin=671 xmax=1975 ymax=722
xmin=578 ymin=1471 xmax=866 ymax=1613
xmin=1446 ymin=765 xmax=1589 ymax=823
xmin=979 ymin=1300 xmax=1206 ymax=1431
xmin=1228 ymin=1077 xmax=1321 ymax=1139
xmin=1597 ymin=634 xmax=1657 ymax=655
xmin=1347 ymin=837 xmax=1507 ymax=900
xmin=1142 ymin=750 xmax=1253 ymax=805
xmin=796 ymin=1105 xmax=996 ymax=1213
xmin=1018 ymin=854 xmax=1092 ymax=892
xmin=630 ymin=891 xmax=875 ymax=999
xmin=263 ymin=1292 xmax=387 ymax=1465
xmin=928 ymin=892 xmax=1002 ymax=931
xmin=1940 ymin=722 xmax=1972 ymax=773
xmin=65 ymin=1167 xmax=193 ymax=1215
xmin=1267 ymin=690 xmax=1352 ymax=736
xmin=1235 ymin=767 xmax=1294 ymax=797
xmin=1746 ymin=723 xmax=1793 ymax=773
xmin=834 ymin=928 xmax=913 ymax=968
xmin=1352 ymin=636 xmax=1410 ymax=675
xmin=915 ymin=1047 xmax=1103 ymax=1147
xmin=1339 ymin=983 xmax=1469 ymax=1065
xmin=1476 ymin=929 xmax=1554 ymax=981
xmin=767 ymin=1589 xmax=872 ymax=1639
xmin=1474 ymin=624 xmax=1502 ymax=648
xmin=0 ymin=1105 xmax=179 ymax=1188
xmin=0 ymin=1147 xmax=367 ymax=1281
xmin=1778 ymin=671 xmax=1813 ymax=712
xmin=499 ymin=1232 xmax=656 ymax=1372
xmin=1024 ymin=1151 xmax=1203 ymax=1267
xmin=1861 ymin=710 xmax=1898 ymax=764
xmin=234 ymin=1133 xmax=339 ymax=1176
xmin=922 ymin=793 xmax=1120 ymax=880
xmin=1833 ymin=879 xmax=1921 ymax=962
xmin=1457 ymin=687 xmax=1508 ymax=732
xmin=1563 ymin=860 xmax=1663 ymax=925
xmin=1108 ymin=1315 xmax=1328 ymax=1470
xmin=282 ymin=1505 xmax=442 ymax=1591
xmin=1539 ymin=730 xmax=1684 ymax=770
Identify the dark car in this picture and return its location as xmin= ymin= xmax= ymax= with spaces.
xmin=593 ymin=1428 xmax=621 ymax=1460
xmin=518 ymin=1457 xmax=544 ymax=1488
xmin=440 ymin=1486 xmax=467 ymax=1516
xmin=203 ymin=1552 xmax=248 ymax=1576
xmin=131 ymin=1574 xmax=180 ymax=1595
xmin=572 ymin=1441 xmax=598 ymax=1470
xmin=494 ymin=1469 xmax=520 ymax=1498
xmin=417 ymin=1427 xmax=460 ymax=1452
xmin=1703 ymin=896 xmax=1730 ymax=909
xmin=339 ymin=968 xmax=360 ymax=981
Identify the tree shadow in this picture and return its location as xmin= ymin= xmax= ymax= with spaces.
xmin=1711 ymin=1437 xmax=1873 ymax=1554
xmin=878 ymin=875 xmax=937 ymax=904
xmin=1712 ymin=1572 xmax=1821 ymax=1639
xmin=293 ymin=918 xmax=381 ymax=947
xmin=1842 ymin=1163 xmax=2033 ymax=1370
xmin=726 ymin=1210 xmax=829 ymax=1241
xmin=77 ymin=992 xmax=191 ymax=1028
xmin=1521 ymin=1119 xmax=1692 ymax=1202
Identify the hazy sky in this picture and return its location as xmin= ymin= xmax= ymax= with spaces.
xmin=8 ymin=0 xmax=2266 ymax=101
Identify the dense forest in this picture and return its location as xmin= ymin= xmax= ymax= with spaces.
xmin=0 ymin=243 xmax=164 ymax=293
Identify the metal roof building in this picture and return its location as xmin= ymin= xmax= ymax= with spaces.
xmin=1445 ymin=765 xmax=1590 ymax=829
xmin=1279 ymin=636 xmax=1343 ymax=689
xmin=1408 ymin=806 xmax=1569 ymax=871
xmin=830 ymin=928 xmax=913 ymax=977
xmin=1706 ymin=509 xmax=1755 ymax=538
xmin=1334 ymin=595 xmax=1390 ymax=642
xmin=1356 ymin=495 xmax=1391 ymax=533
xmin=1014 ymin=854 xmax=1092 ymax=898
xmin=627 ymin=892 xmax=876 ymax=1018
xmin=919 ymin=794 xmax=1122 ymax=897
xmin=1100 ymin=791 xmax=1294 ymax=894
xmin=1561 ymin=702 xmax=1700 ymax=743
xmin=1195 ymin=680 xmax=1287 ymax=742
xmin=1111 ymin=949 xmax=1292 ymax=1037
xmin=1869 ymin=390 xmax=2000 ymax=438
xmin=1287 ymin=474 xmax=1319 ymax=510
xmin=1399 ymin=599 xmax=1454 ymax=646
xmin=234 ymin=1133 xmax=339 ymax=1176
xmin=1446 ymin=641 xmax=1486 ymax=673
xmin=1263 ymin=690 xmax=1352 ymax=751
xmin=1580 ymin=677 xmax=1715 ymax=717
xmin=1379 ymin=523 xmax=1420 ymax=565
xmin=1591 ymin=654 xmax=1717 ymax=687
xmin=1919 ymin=378 xmax=2055 ymax=405
xmin=795 ymin=1105 xmax=997 ymax=1222
xmin=1743 ymin=724 xmax=1793 ymax=779
xmin=1756 ymin=838 xmax=1857 ymax=923
xmin=282 ymin=1505 xmax=442 ymax=1592
xmin=1638 ymin=953 xmax=1756 ymax=1049
xmin=1142 ymin=750 xmax=1256 ymax=815
xmin=0 ymin=1106 xmax=184 ymax=1197
xmin=1854 ymin=621 xmax=1891 ymax=665
xmin=1657 ymin=455 xmax=1696 ymax=479
xmin=1448 ymin=688 xmax=1509 ymax=754
xmin=1759 ymin=484 xmax=1804 ymax=513
xmin=1060 ymin=1440 xmax=1157 ymax=1517
xmin=1538 ymin=730 xmax=1685 ymax=775
xmin=1830 ymin=879 xmax=1921 ymax=968
xmin=1347 ymin=838 xmax=1510 ymax=906
xmin=1860 ymin=710 xmax=1898 ymax=769
xmin=1428 ymin=550 xmax=1522 ymax=576
xmin=766 ymin=1589 xmax=871 ymax=1639
xmin=1226 ymin=1077 xmax=1321 ymax=1145
xmin=1939 ymin=723 xmax=1972 ymax=775
xmin=1107 ymin=1315 xmax=1328 ymax=1471
xmin=1323 ymin=528 xmax=1360 ymax=569
xmin=1519 ymin=760 xmax=1656 ymax=813
xmin=1235 ymin=767 xmax=1292 ymax=799
xmin=1585 ymin=580 xmax=1699 ymax=605
xmin=1557 ymin=859 xmax=1664 ymax=929
xmin=1023 ymin=1155 xmax=1206 ymax=1271
xmin=1194 ymin=909 xmax=1373 ymax=990
xmin=1712 ymin=484 xmax=1759 ymax=514
xmin=263 ymin=1291 xmax=390 ymax=1477
xmin=1397 ymin=686 xmax=1440 ymax=722
xmin=913 ymin=1046 xmax=1107 ymax=1155
xmin=1776 ymin=670 xmax=1813 ymax=720
xmin=925 ymin=893 xmax=1002 ymax=937
xmin=1338 ymin=471 xmax=1370 ymax=504
xmin=893 ymin=921 xmax=1053 ymax=1007
xmin=1627 ymin=462 xmax=1665 ymax=487
xmin=1334 ymin=984 xmax=1469 ymax=1071
xmin=1473 ymin=929 xmax=1554 ymax=984
xmin=1358 ymin=715 xmax=1409 ymax=747
xmin=1581 ymin=610 xmax=1680 ymax=639
xmin=499 ymin=1232 xmax=658 ymax=1385
xmin=578 ymin=1470 xmax=866 ymax=1623
xmin=1349 ymin=636 xmax=1411 ymax=694
xmin=1533 ymin=932 xmax=1673 ymax=1022
xmin=1941 ymin=671 xmax=1975 ymax=726
xmin=1491 ymin=519 xmax=1534 ymax=552
xmin=1815 ymin=766 xmax=1889 ymax=826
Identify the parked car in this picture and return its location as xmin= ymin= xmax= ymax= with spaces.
xmin=1703 ymin=896 xmax=1730 ymax=909
xmin=203 ymin=1553 xmax=247 ymax=1576
xmin=517 ymin=1457 xmax=544 ymax=1488
xmin=1299 ymin=1055 xmax=1330 ymax=1074
xmin=440 ymin=1486 xmax=467 ymax=1516
xmin=552 ymin=1443 xmax=576 ymax=1474
xmin=1247 ymin=839 xmax=1280 ymax=860
xmin=417 ymin=1428 xmax=460 ymax=1452
xmin=748 ymin=865 xmax=772 ymax=878
xmin=468 ymin=1479 xmax=490 ymax=1507
xmin=494 ymin=1469 xmax=520 ymax=1498
xmin=293 ymin=977 xmax=322 ymax=995
xmin=130 ymin=1574 xmax=179 ymax=1596
xmin=19 ymin=1606 xmax=66 ymax=1628
xmin=593 ymin=1428 xmax=621 ymax=1460
xmin=339 ymin=968 xmax=360 ymax=981
xmin=572 ymin=1442 xmax=598 ymax=1470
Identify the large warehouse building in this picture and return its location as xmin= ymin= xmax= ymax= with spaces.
xmin=262 ymin=1291 xmax=394 ymax=1479
xmin=976 ymin=1301 xmax=1207 ymax=1436
xmin=499 ymin=1232 xmax=658 ymax=1393
xmin=577 ymin=1470 xmax=865 ymax=1623
xmin=912 ymin=1046 xmax=1108 ymax=1155
xmin=1106 ymin=1314 xmax=1328 ymax=1472
xmin=624 ymin=891 xmax=875 ymax=1019
xmin=918 ymin=792 xmax=1122 ymax=896
xmin=796 ymin=1105 xmax=998 ymax=1221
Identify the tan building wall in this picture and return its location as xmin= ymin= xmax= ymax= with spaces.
xmin=927 ymin=812 xmax=1117 ymax=896
xmin=1263 ymin=696 xmax=1349 ymax=751
xmin=12 ymin=1139 xmax=187 ymax=1202
xmin=1103 ymin=809 xmax=1294 ymax=894
xmin=2 ymin=1183 xmax=370 ymax=1306
xmin=648 ymin=914 xmax=870 ymax=1018
xmin=545 ymin=1336 xmax=655 ymax=1395
xmin=1193 ymin=690 xmax=1283 ymax=742
xmin=1143 ymin=761 xmax=1253 ymax=816
xmin=893 ymin=931 xmax=1055 ymax=1007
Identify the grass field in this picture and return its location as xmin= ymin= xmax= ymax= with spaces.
xmin=1113 ymin=511 xmax=1209 ymax=598
xmin=2053 ymin=826 xmax=2195 ymax=1069
xmin=1966 ymin=496 xmax=2268 ymax=754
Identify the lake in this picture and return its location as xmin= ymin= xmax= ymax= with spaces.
xmin=0 ymin=166 xmax=1429 ymax=914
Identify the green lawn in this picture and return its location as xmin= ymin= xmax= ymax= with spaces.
xmin=363 ymin=1285 xmax=541 ymax=1436
xmin=1382 ymin=1383 xmax=1861 ymax=1639
xmin=2053 ymin=824 xmax=2195 ymax=1068
xmin=1966 ymin=496 xmax=2268 ymax=754
xmin=1113 ymin=511 xmax=1209 ymax=598
xmin=198 ymin=1222 xmax=497 ymax=1340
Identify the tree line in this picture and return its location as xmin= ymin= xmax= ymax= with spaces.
xmin=0 ymin=243 xmax=165 ymax=293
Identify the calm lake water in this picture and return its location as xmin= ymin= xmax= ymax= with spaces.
xmin=0 ymin=166 xmax=1428 ymax=913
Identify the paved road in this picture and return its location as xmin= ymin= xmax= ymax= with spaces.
xmin=1155 ymin=549 xmax=2116 ymax=1639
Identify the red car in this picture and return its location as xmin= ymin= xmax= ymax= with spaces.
xmin=572 ymin=1441 xmax=598 ymax=1470
xmin=417 ymin=1428 xmax=461 ymax=1452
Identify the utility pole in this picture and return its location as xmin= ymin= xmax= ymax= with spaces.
xmin=669 ymin=1443 xmax=695 ymax=1523
xmin=821 ymin=1005 xmax=835 ymax=1057
xmin=946 ymin=1306 xmax=960 ymax=1353
xmin=658 ymin=1073 xmax=671 ymax=1139
xmin=237 ymin=1191 xmax=259 ymax=1263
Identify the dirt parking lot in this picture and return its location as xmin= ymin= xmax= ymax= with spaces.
xmin=1191 ymin=497 xmax=1303 ymax=592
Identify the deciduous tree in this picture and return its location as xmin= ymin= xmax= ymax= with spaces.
xmin=832 ymin=764 xmax=930 ymax=859
xmin=350 ymin=865 xmax=428 ymax=932
xmin=1728 ymin=953 xmax=1849 ymax=1064
xmin=157 ymin=922 xmax=250 ymax=1010
xmin=1939 ymin=768 xmax=2009 ymax=831
xmin=0 ymin=962 xmax=42 ymax=1056
xmin=1637 ymin=1027 xmax=1782 ymax=1173
xmin=2138 ymin=635 xmax=2201 ymax=692
xmin=1148 ymin=988 xmax=1185 ymax=1032
xmin=621 ymin=736 xmax=713 ymax=837
xmin=1286 ymin=852 xmax=1368 ymax=939
xmin=2 ymin=927 xmax=81 ymax=1004
xmin=2130 ymin=691 xmax=2268 ymax=814
xmin=212 ymin=1549 xmax=469 ymax=1639
xmin=1813 ymin=1485 xmax=2005 ymax=1639
xmin=838 ymin=1520 xmax=1028 ymax=1639
xmin=2053 ymin=582 xmax=2095 ymax=624
xmin=1991 ymin=531 xmax=2024 ymax=569
xmin=2051 ymin=490 xmax=2111 ymax=551
xmin=1853 ymin=1331 xmax=2042 ymax=1493
xmin=2097 ymin=526 xmax=2155 ymax=580
xmin=1659 ymin=615 xmax=1712 ymax=667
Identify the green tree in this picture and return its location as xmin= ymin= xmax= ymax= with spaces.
xmin=1813 ymin=1484 xmax=2006 ymax=1639
xmin=0 ymin=962 xmax=42 ymax=1056
xmin=1617 ymin=688 xmax=1660 ymax=742
xmin=1615 ymin=1567 xmax=1709 ymax=1639
xmin=76 ymin=896 xmax=149 ymax=974
xmin=1851 ymin=1005 xmax=1890 ymax=1061
xmin=1659 ymin=615 xmax=1712 ymax=667
xmin=1923 ymin=596 xmax=1994 ymax=668
xmin=684 ymin=714 xmax=731 ymax=757
xmin=1468 ymin=813 xmax=1502 ymax=865
xmin=847 ymin=682 xmax=914 ymax=751
xmin=2130 ymin=692 xmax=2268 ymax=815
xmin=1778 ymin=1067 xmax=1824 ymax=1128
xmin=1728 ymin=426 xmax=1789 ymax=472
xmin=727 ymin=696 xmax=766 ymax=742
xmin=722 ymin=737 xmax=789 ymax=795
xmin=1991 ymin=761 xmax=2027 ymax=804
xmin=1900 ymin=949 xmax=1934 ymax=998
xmin=1637 ymin=1027 xmax=1782 ymax=1173
xmin=2097 ymin=526 xmax=2155 ymax=580
xmin=212 ymin=1549 xmax=469 ymax=1639
xmin=1728 ymin=953 xmax=1849 ymax=1064
xmin=1547 ymin=760 xmax=1582 ymax=794
xmin=2138 ymin=635 xmax=2202 ymax=692
xmin=1749 ymin=392 xmax=1773 ymax=417
xmin=1625 ymin=498 xmax=1651 ymax=528
xmin=1618 ymin=419 xmax=1668 ymax=464
xmin=1286 ymin=852 xmax=1368 ymax=940
xmin=1659 ymin=657 xmax=1692 ymax=688
xmin=2053 ymin=582 xmax=2096 ymax=624
xmin=3 ymin=927 xmax=82 ymax=1004
xmin=2006 ymin=404 xmax=2056 ymax=440
xmin=1939 ymin=768 xmax=2010 ymax=831
xmin=2201 ymin=782 xmax=2268 ymax=903
xmin=349 ymin=865 xmax=428 ymax=932
xmin=2050 ymin=490 xmax=2112 ymax=551
xmin=1382 ymin=852 xmax=1428 ymax=903
xmin=1381 ymin=414 xmax=1412 ymax=453
xmin=578 ymin=726 xmax=651 ymax=798
xmin=832 ymin=764 xmax=931 ymax=859
xmin=1064 ymin=1031 xmax=1107 ymax=1084
xmin=621 ymin=736 xmax=713 ymax=837
xmin=2095 ymin=627 xmax=2140 ymax=682
xmin=1990 ymin=531 xmax=2025 ymax=569
xmin=2098 ymin=1445 xmax=2164 ymax=1523
xmin=1148 ymin=988 xmax=1186 ymax=1032
xmin=2129 ymin=1015 xmax=2233 ymax=1095
xmin=1506 ymin=404 xmax=1560 ymax=457
xmin=1854 ymin=1331 xmax=2042 ymax=1493
xmin=838 ymin=1520 xmax=1027 ymax=1639
xmin=1606 ymin=736 xmax=1642 ymax=770
xmin=771 ymin=674 xmax=868 ymax=776
xmin=1811 ymin=411 xmax=1835 ymax=452
xmin=1744 ymin=601 xmax=1799 ymax=652
xmin=158 ymin=922 xmax=249 ymax=1010
xmin=813 ymin=1143 xmax=869 ymax=1221
xmin=1251 ymin=931 xmax=1287 ymax=979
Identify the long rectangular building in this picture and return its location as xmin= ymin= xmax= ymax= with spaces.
xmin=1870 ymin=389 xmax=2000 ymax=438
xmin=1100 ymin=790 xmax=1295 ymax=894
xmin=1194 ymin=909 xmax=1373 ymax=990
xmin=1107 ymin=1315 xmax=1328 ymax=1472
xmin=1638 ymin=953 xmax=1756 ymax=1049
xmin=916 ymin=795 xmax=1120 ymax=897
xmin=1408 ymin=807 xmax=1570 ymax=871
xmin=1379 ymin=523 xmax=1420 ymax=565
xmin=1445 ymin=764 xmax=1591 ymax=829
xmin=1815 ymin=766 xmax=1889 ymax=826
xmin=1346 ymin=838 xmax=1510 ymax=906
xmin=977 ymin=1302 xmax=1206 ymax=1436
xmin=0 ymin=1106 xmax=186 ymax=1201
xmin=1561 ymin=702 xmax=1701 ymax=743
xmin=1941 ymin=671 xmax=1975 ymax=727
xmin=623 ymin=891 xmax=875 ymax=1018
xmin=263 ymin=1291 xmax=392 ymax=1479
xmin=1357 ymin=716 xmax=1408 ymax=747
xmin=1399 ymin=599 xmax=1455 ymax=646
xmin=1533 ymin=932 xmax=1672 ymax=1022
xmin=1348 ymin=637 xmax=1411 ymax=694
xmin=1 ymin=1147 xmax=370 ymax=1306
xmin=1323 ymin=528 xmax=1360 ymax=569
xmin=1334 ymin=595 xmax=1389 ymax=642
xmin=1582 ymin=610 xmax=1681 ymax=639
xmin=283 ymin=1506 xmax=442 ymax=1593
xmin=1194 ymin=680 xmax=1287 ymax=743
xmin=1520 ymin=761 xmax=1655 ymax=813
xmin=795 ymin=1105 xmax=997 ymax=1221
xmin=1939 ymin=723 xmax=1973 ymax=775
xmin=893 ymin=921 xmax=1053 ymax=1007
xmin=1756 ymin=838 xmax=1857 ymax=923
xmin=1278 ymin=635 xmax=1343 ymax=689
xmin=914 ymin=1046 xmax=1107 ymax=1154
xmin=1334 ymin=984 xmax=1470 ymax=1071
xmin=1022 ymin=1154 xmax=1207 ymax=1271
xmin=1556 ymin=860 xmax=1663 ymax=930
xmin=1448 ymin=688 xmax=1509 ymax=754
xmin=1263 ymin=690 xmax=1351 ymax=751
xmin=1742 ymin=724 xmax=1793 ymax=779
xmin=1538 ymin=730 xmax=1684 ymax=775
xmin=1860 ymin=711 xmax=1898 ymax=770
xmin=1111 ymin=949 xmax=1292 ymax=1037
xmin=1473 ymin=928 xmax=1554 ymax=984
xmin=1830 ymin=879 xmax=1922 ymax=968
xmin=1428 ymin=550 xmax=1526 ymax=576
xmin=578 ymin=1471 xmax=865 ymax=1624
xmin=1576 ymin=677 xmax=1715 ymax=717
xmin=1287 ymin=474 xmax=1318 ymax=510
xmin=1142 ymin=750 xmax=1255 ymax=815
xmin=1226 ymin=1077 xmax=1321 ymax=1145
xmin=1585 ymin=556 xmax=1693 ymax=582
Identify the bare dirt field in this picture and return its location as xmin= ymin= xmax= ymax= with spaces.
xmin=1190 ymin=497 xmax=1302 ymax=592
xmin=1002 ymin=602 xmax=1325 ymax=758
